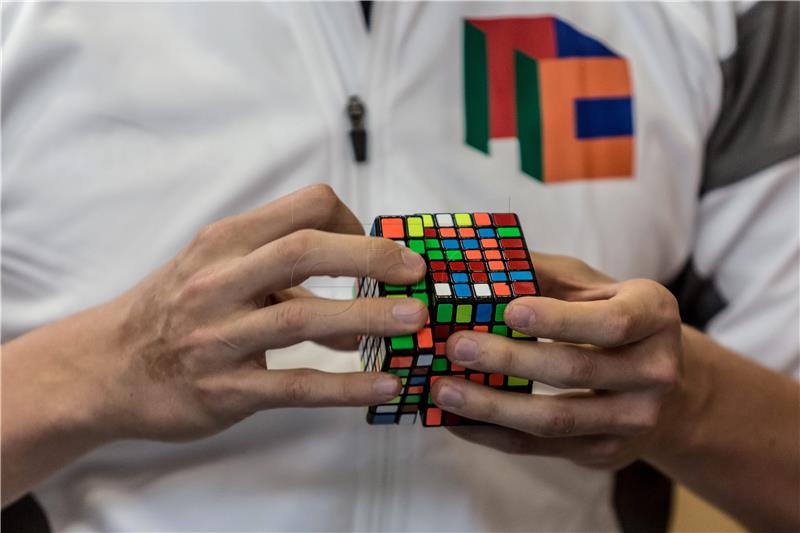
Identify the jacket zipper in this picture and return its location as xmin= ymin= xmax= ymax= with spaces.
xmin=347 ymin=94 xmax=368 ymax=163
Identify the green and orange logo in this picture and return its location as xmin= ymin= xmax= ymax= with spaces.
xmin=464 ymin=16 xmax=635 ymax=183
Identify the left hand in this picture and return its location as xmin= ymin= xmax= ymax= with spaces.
xmin=430 ymin=252 xmax=685 ymax=469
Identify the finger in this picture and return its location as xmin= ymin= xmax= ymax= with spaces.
xmin=236 ymin=368 xmax=402 ymax=408
xmin=272 ymin=287 xmax=361 ymax=350
xmin=224 ymin=296 xmax=428 ymax=353
xmin=527 ymin=252 xmax=616 ymax=301
xmin=446 ymin=331 xmax=674 ymax=391
xmin=504 ymin=279 xmax=676 ymax=347
xmin=447 ymin=425 xmax=622 ymax=463
xmin=431 ymin=379 xmax=657 ymax=437
xmin=228 ymin=229 xmax=426 ymax=298
xmin=217 ymin=184 xmax=366 ymax=251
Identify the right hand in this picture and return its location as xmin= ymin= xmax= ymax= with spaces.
xmin=61 ymin=184 xmax=427 ymax=442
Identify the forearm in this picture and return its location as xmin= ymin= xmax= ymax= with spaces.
xmin=1 ymin=304 xmax=121 ymax=506
xmin=647 ymin=326 xmax=800 ymax=531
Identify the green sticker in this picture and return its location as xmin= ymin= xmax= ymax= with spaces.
xmin=494 ymin=303 xmax=507 ymax=323
xmin=437 ymin=303 xmax=453 ymax=322
xmin=497 ymin=227 xmax=521 ymax=237
xmin=413 ymin=279 xmax=427 ymax=291
xmin=427 ymin=250 xmax=444 ymax=260
xmin=388 ymin=395 xmax=402 ymax=404
xmin=456 ymin=304 xmax=472 ymax=323
xmin=385 ymin=284 xmax=406 ymax=293
xmin=408 ymin=239 xmax=425 ymax=255
xmin=508 ymin=376 xmax=530 ymax=386
xmin=446 ymin=250 xmax=463 ymax=261
xmin=491 ymin=325 xmax=508 ymax=336
xmin=432 ymin=358 xmax=448 ymax=371
xmin=405 ymin=394 xmax=421 ymax=404
xmin=390 ymin=335 xmax=414 ymax=350
xmin=425 ymin=238 xmax=441 ymax=249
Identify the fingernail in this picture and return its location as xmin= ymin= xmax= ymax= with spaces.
xmin=402 ymin=248 xmax=426 ymax=271
xmin=436 ymin=385 xmax=464 ymax=409
xmin=373 ymin=376 xmax=400 ymax=398
xmin=392 ymin=299 xmax=424 ymax=323
xmin=506 ymin=304 xmax=535 ymax=329
xmin=452 ymin=337 xmax=478 ymax=362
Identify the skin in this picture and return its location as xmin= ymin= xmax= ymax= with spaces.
xmin=1 ymin=184 xmax=430 ymax=506
xmin=430 ymin=253 xmax=800 ymax=532
xmin=2 ymin=187 xmax=797 ymax=530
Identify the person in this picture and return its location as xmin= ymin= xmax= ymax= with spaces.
xmin=2 ymin=1 xmax=798 ymax=531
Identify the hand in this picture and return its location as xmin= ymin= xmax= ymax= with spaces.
xmin=431 ymin=253 xmax=683 ymax=469
xmin=50 ymin=184 xmax=428 ymax=442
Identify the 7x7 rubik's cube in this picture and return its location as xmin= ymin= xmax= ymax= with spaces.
xmin=357 ymin=213 xmax=540 ymax=427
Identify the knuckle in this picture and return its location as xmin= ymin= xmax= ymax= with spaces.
xmin=180 ymin=327 xmax=213 ymax=355
xmin=282 ymin=370 xmax=316 ymax=403
xmin=177 ymin=269 xmax=222 ymax=305
xmin=306 ymin=184 xmax=339 ymax=221
xmin=606 ymin=308 xmax=635 ymax=345
xmin=540 ymin=406 xmax=576 ymax=437
xmin=555 ymin=254 xmax=587 ymax=271
xmin=646 ymin=354 xmax=680 ymax=392
xmin=369 ymin=237 xmax=403 ymax=269
xmin=273 ymin=302 xmax=309 ymax=334
xmin=590 ymin=437 xmax=622 ymax=461
xmin=480 ymin=395 xmax=503 ymax=422
xmin=562 ymin=351 xmax=596 ymax=387
xmin=276 ymin=229 xmax=316 ymax=264
xmin=195 ymin=220 xmax=235 ymax=245
xmin=637 ymin=279 xmax=681 ymax=326
xmin=194 ymin=374 xmax=226 ymax=404
xmin=622 ymin=401 xmax=661 ymax=435
xmin=552 ymin=311 xmax=571 ymax=338
xmin=660 ymin=292 xmax=681 ymax=326
xmin=496 ymin=342 xmax=517 ymax=374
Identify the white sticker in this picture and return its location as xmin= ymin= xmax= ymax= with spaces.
xmin=434 ymin=283 xmax=452 ymax=297
xmin=474 ymin=284 xmax=491 ymax=297
xmin=435 ymin=213 xmax=454 ymax=227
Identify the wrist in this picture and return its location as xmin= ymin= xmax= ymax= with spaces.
xmin=644 ymin=325 xmax=713 ymax=465
xmin=5 ymin=302 xmax=131 ymax=448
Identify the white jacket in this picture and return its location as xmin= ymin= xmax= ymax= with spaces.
xmin=2 ymin=2 xmax=797 ymax=531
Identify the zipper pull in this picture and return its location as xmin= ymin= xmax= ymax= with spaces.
xmin=346 ymin=95 xmax=368 ymax=163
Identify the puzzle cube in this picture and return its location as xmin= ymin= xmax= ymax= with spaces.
xmin=357 ymin=213 xmax=540 ymax=427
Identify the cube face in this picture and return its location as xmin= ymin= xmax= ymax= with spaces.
xmin=356 ymin=213 xmax=540 ymax=427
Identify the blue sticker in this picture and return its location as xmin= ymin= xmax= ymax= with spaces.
xmin=454 ymin=284 xmax=472 ymax=298
xmin=476 ymin=304 xmax=492 ymax=323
